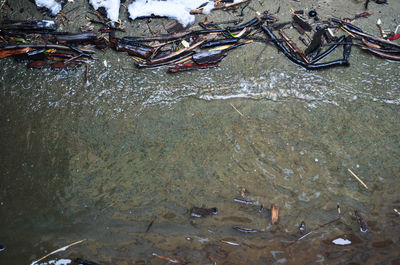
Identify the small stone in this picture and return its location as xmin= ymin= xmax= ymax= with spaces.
xmin=308 ymin=10 xmax=317 ymax=17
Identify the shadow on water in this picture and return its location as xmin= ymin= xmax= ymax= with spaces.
xmin=0 ymin=96 xmax=74 ymax=262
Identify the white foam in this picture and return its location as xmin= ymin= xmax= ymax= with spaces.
xmin=89 ymin=0 xmax=120 ymax=22
xmin=35 ymin=0 xmax=62 ymax=15
xmin=128 ymin=0 xmax=210 ymax=27
xmin=332 ymin=238 xmax=352 ymax=245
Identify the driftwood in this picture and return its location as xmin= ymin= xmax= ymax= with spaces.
xmin=1 ymin=8 xmax=399 ymax=73
xmin=262 ymin=26 xmax=351 ymax=70
xmin=333 ymin=18 xmax=400 ymax=49
xmin=1 ymin=44 xmax=95 ymax=54
xmin=1 ymin=20 xmax=57 ymax=31
xmin=55 ymin=32 xmax=97 ymax=43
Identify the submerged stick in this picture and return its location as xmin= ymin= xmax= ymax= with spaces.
xmin=152 ymin=253 xmax=181 ymax=263
xmin=288 ymin=217 xmax=340 ymax=246
xmin=30 ymin=239 xmax=86 ymax=265
xmin=271 ymin=204 xmax=279 ymax=224
xmin=347 ymin=169 xmax=368 ymax=189
xmin=294 ymin=230 xmax=314 ymax=242
xmin=233 ymin=226 xmax=259 ymax=233
xmin=146 ymin=216 xmax=157 ymax=233
xmin=230 ymin=103 xmax=244 ymax=117
xmin=221 ymin=240 xmax=240 ymax=246
xmin=233 ymin=198 xmax=255 ymax=205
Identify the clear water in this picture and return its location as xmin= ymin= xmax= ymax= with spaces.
xmin=0 ymin=0 xmax=399 ymax=264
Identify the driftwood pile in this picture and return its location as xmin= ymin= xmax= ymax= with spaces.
xmin=1 ymin=2 xmax=399 ymax=75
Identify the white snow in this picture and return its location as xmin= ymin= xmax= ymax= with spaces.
xmin=38 ymin=259 xmax=71 ymax=265
xmin=332 ymin=238 xmax=352 ymax=245
xmin=89 ymin=0 xmax=121 ymax=22
xmin=52 ymin=259 xmax=71 ymax=265
xmin=202 ymin=2 xmax=214 ymax=15
xmin=34 ymin=0 xmax=243 ymax=26
xmin=35 ymin=0 xmax=62 ymax=15
xmin=127 ymin=0 xmax=211 ymax=27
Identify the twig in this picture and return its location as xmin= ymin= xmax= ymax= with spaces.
xmin=174 ymin=55 xmax=192 ymax=64
xmin=85 ymin=61 xmax=89 ymax=81
xmin=394 ymin=209 xmax=400 ymax=216
xmin=31 ymin=239 xmax=86 ymax=265
xmin=100 ymin=201 xmax=116 ymax=213
xmin=64 ymin=5 xmax=81 ymax=15
xmin=223 ymin=0 xmax=251 ymax=9
xmin=347 ymin=169 xmax=368 ymax=189
xmin=64 ymin=54 xmax=83 ymax=63
xmin=145 ymin=22 xmax=155 ymax=35
xmin=230 ymin=103 xmax=244 ymax=117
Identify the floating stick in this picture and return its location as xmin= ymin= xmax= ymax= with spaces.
xmin=347 ymin=169 xmax=368 ymax=189
xmin=31 ymin=239 xmax=86 ymax=265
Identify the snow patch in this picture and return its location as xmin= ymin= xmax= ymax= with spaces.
xmin=35 ymin=0 xmax=62 ymax=15
xmin=128 ymin=0 xmax=211 ymax=27
xmin=89 ymin=0 xmax=120 ymax=22
xmin=202 ymin=2 xmax=214 ymax=14
xmin=38 ymin=259 xmax=71 ymax=265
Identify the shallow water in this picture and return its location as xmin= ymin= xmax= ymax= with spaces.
xmin=1 ymin=0 xmax=400 ymax=265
